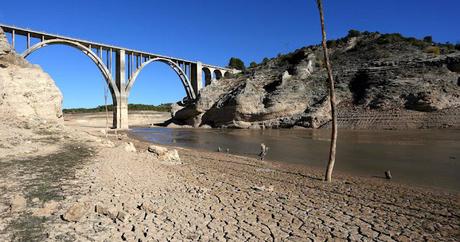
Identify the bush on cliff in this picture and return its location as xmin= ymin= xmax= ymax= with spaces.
xmin=228 ymin=57 xmax=246 ymax=71
xmin=424 ymin=46 xmax=441 ymax=55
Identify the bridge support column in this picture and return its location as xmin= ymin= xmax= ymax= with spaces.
xmin=191 ymin=61 xmax=203 ymax=95
xmin=113 ymin=49 xmax=129 ymax=129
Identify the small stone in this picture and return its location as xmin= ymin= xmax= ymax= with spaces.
xmin=95 ymin=204 xmax=109 ymax=215
xmin=31 ymin=197 xmax=40 ymax=203
xmin=107 ymin=207 xmax=118 ymax=220
xmin=123 ymin=142 xmax=137 ymax=152
xmin=62 ymin=203 xmax=88 ymax=222
xmin=101 ymin=140 xmax=115 ymax=148
xmin=153 ymin=207 xmax=164 ymax=215
xmin=33 ymin=200 xmax=59 ymax=217
xmin=251 ymin=185 xmax=265 ymax=192
xmin=147 ymin=145 xmax=168 ymax=156
xmin=9 ymin=195 xmax=27 ymax=213
xmin=140 ymin=201 xmax=155 ymax=213
xmin=117 ymin=211 xmax=129 ymax=222
xmin=164 ymin=149 xmax=181 ymax=162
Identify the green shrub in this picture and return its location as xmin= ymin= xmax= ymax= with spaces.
xmin=228 ymin=57 xmax=246 ymax=71
xmin=249 ymin=61 xmax=257 ymax=68
xmin=376 ymin=33 xmax=404 ymax=45
xmin=327 ymin=40 xmax=337 ymax=48
xmin=348 ymin=29 xmax=361 ymax=38
xmin=423 ymin=36 xmax=433 ymax=43
xmin=424 ymin=46 xmax=441 ymax=55
xmin=455 ymin=43 xmax=460 ymax=51
xmin=262 ymin=57 xmax=270 ymax=64
xmin=444 ymin=42 xmax=455 ymax=50
xmin=407 ymin=37 xmax=428 ymax=48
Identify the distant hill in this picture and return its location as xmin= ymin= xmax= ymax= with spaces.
xmin=63 ymin=103 xmax=172 ymax=113
xmin=172 ymin=30 xmax=460 ymax=129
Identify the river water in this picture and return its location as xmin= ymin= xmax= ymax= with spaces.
xmin=130 ymin=127 xmax=460 ymax=192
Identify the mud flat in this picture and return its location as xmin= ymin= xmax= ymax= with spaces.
xmin=64 ymin=111 xmax=170 ymax=128
xmin=0 ymin=124 xmax=459 ymax=241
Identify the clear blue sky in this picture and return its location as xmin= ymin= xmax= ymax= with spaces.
xmin=1 ymin=0 xmax=458 ymax=108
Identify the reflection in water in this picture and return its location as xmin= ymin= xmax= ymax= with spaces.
xmin=131 ymin=128 xmax=460 ymax=192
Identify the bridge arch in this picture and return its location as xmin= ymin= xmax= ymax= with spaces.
xmin=126 ymin=58 xmax=195 ymax=100
xmin=213 ymin=69 xmax=223 ymax=80
xmin=22 ymin=39 xmax=118 ymax=97
xmin=202 ymin=67 xmax=212 ymax=86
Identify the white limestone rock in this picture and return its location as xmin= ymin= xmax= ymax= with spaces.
xmin=0 ymin=27 xmax=63 ymax=127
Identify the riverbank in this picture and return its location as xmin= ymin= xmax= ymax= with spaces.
xmin=1 ymin=124 xmax=459 ymax=241
xmin=63 ymin=111 xmax=171 ymax=128
xmin=130 ymin=127 xmax=460 ymax=192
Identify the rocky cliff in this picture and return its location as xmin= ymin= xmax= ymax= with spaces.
xmin=173 ymin=31 xmax=460 ymax=129
xmin=0 ymin=27 xmax=63 ymax=128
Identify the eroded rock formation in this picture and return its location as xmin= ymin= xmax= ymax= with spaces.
xmin=173 ymin=32 xmax=460 ymax=129
xmin=0 ymin=27 xmax=63 ymax=127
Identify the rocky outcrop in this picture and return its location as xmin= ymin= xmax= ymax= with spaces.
xmin=147 ymin=145 xmax=181 ymax=163
xmin=0 ymin=27 xmax=63 ymax=128
xmin=173 ymin=32 xmax=460 ymax=129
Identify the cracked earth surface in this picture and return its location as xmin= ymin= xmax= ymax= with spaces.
xmin=1 ymin=129 xmax=459 ymax=241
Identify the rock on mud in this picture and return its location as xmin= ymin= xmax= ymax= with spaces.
xmin=62 ymin=202 xmax=89 ymax=222
xmin=147 ymin=145 xmax=168 ymax=155
xmin=33 ymin=200 xmax=59 ymax=217
xmin=147 ymin=145 xmax=181 ymax=163
xmin=123 ymin=142 xmax=137 ymax=153
xmin=9 ymin=194 xmax=27 ymax=213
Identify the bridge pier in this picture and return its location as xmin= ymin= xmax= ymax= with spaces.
xmin=113 ymin=94 xmax=128 ymax=130
xmin=191 ymin=61 xmax=203 ymax=95
xmin=113 ymin=49 xmax=129 ymax=129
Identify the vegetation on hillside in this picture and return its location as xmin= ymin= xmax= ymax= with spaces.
xmin=228 ymin=57 xmax=246 ymax=71
xmin=246 ymin=30 xmax=459 ymax=69
xmin=63 ymin=103 xmax=172 ymax=113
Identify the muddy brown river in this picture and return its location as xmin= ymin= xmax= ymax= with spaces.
xmin=131 ymin=128 xmax=460 ymax=192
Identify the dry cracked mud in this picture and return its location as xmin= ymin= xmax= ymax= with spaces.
xmin=1 ymin=128 xmax=459 ymax=241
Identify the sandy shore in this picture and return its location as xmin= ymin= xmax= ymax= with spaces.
xmin=0 ymin=123 xmax=459 ymax=241
xmin=63 ymin=111 xmax=171 ymax=128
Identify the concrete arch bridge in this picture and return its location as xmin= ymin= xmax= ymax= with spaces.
xmin=0 ymin=24 xmax=235 ymax=129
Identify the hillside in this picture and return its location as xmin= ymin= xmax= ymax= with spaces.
xmin=173 ymin=31 xmax=460 ymax=129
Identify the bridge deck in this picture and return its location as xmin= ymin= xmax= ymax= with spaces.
xmin=0 ymin=23 xmax=229 ymax=70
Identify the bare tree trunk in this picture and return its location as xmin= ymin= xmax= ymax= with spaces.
xmin=316 ymin=0 xmax=338 ymax=182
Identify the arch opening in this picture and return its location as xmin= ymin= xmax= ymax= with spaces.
xmin=214 ymin=70 xmax=223 ymax=80
xmin=22 ymin=39 xmax=117 ymax=97
xmin=126 ymin=58 xmax=195 ymax=101
xmin=22 ymin=43 xmax=117 ymax=127
xmin=202 ymin=67 xmax=212 ymax=87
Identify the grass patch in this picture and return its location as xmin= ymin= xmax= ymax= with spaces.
xmin=1 ymin=143 xmax=92 ymax=240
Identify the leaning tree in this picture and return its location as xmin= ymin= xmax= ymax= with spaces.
xmin=315 ymin=0 xmax=338 ymax=182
